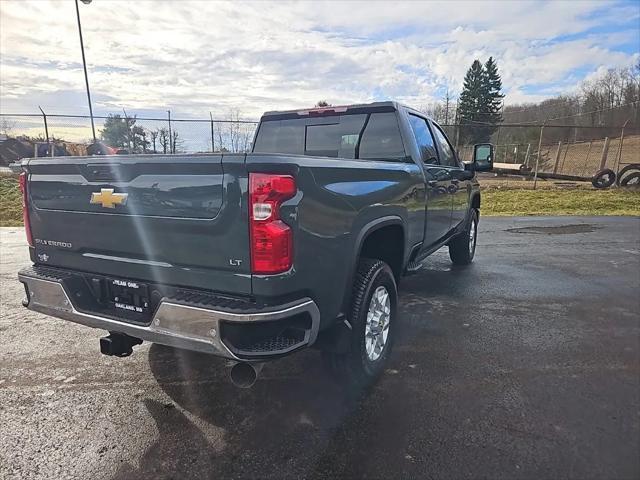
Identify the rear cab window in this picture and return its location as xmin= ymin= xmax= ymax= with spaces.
xmin=253 ymin=107 xmax=407 ymax=162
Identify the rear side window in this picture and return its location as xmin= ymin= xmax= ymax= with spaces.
xmin=304 ymin=114 xmax=367 ymax=158
xmin=358 ymin=113 xmax=406 ymax=161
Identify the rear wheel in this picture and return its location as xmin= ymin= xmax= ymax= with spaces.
xmin=322 ymin=258 xmax=397 ymax=387
xmin=449 ymin=209 xmax=478 ymax=265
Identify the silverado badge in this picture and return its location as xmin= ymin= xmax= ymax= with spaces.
xmin=90 ymin=189 xmax=128 ymax=208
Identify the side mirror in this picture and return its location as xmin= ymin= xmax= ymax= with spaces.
xmin=473 ymin=143 xmax=494 ymax=172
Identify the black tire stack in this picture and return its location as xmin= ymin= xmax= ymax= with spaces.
xmin=617 ymin=164 xmax=640 ymax=187
xmin=592 ymin=169 xmax=616 ymax=189
xmin=592 ymin=164 xmax=640 ymax=189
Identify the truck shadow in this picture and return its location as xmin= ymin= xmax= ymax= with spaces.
xmin=111 ymin=261 xmax=457 ymax=479
xmin=111 ymin=345 xmax=379 ymax=479
xmin=112 ymin=341 xmax=427 ymax=479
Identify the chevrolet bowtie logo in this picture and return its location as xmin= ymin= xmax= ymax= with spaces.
xmin=90 ymin=189 xmax=128 ymax=208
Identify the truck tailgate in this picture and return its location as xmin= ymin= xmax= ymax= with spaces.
xmin=25 ymin=154 xmax=251 ymax=294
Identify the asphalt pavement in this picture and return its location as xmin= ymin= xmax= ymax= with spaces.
xmin=1 ymin=216 xmax=639 ymax=480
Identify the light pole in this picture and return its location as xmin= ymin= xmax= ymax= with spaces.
xmin=75 ymin=0 xmax=96 ymax=143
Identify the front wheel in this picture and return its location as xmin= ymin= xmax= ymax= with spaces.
xmin=322 ymin=258 xmax=397 ymax=387
xmin=449 ymin=209 xmax=478 ymax=265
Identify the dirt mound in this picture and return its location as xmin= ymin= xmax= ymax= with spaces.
xmin=0 ymin=137 xmax=33 ymax=165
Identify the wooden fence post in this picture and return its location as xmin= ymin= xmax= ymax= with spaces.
xmin=614 ymin=119 xmax=630 ymax=174
xmin=533 ymin=123 xmax=546 ymax=190
xmin=599 ymin=137 xmax=610 ymax=170
xmin=559 ymin=141 xmax=570 ymax=173
xmin=524 ymin=143 xmax=531 ymax=167
xmin=552 ymin=141 xmax=562 ymax=174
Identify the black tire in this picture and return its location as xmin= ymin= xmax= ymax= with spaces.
xmin=617 ymin=164 xmax=640 ymax=186
xmin=322 ymin=258 xmax=397 ymax=387
xmin=592 ymin=168 xmax=616 ymax=189
xmin=449 ymin=209 xmax=478 ymax=265
xmin=620 ymin=171 xmax=640 ymax=187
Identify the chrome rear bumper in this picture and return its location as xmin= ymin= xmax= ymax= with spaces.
xmin=19 ymin=267 xmax=320 ymax=360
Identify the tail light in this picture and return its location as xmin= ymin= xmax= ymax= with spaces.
xmin=249 ymin=173 xmax=296 ymax=274
xmin=19 ymin=172 xmax=34 ymax=247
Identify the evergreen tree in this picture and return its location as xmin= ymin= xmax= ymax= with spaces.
xmin=483 ymin=56 xmax=504 ymax=126
xmin=457 ymin=57 xmax=503 ymax=143
xmin=100 ymin=114 xmax=149 ymax=153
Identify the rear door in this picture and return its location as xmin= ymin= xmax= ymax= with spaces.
xmin=26 ymin=153 xmax=251 ymax=294
xmin=430 ymin=122 xmax=469 ymax=229
xmin=406 ymin=113 xmax=453 ymax=247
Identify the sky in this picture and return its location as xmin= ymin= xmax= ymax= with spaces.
xmin=1 ymin=0 xmax=639 ymax=121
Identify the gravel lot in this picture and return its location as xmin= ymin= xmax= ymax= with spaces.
xmin=1 ymin=216 xmax=639 ymax=480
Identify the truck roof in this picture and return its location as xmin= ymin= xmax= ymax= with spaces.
xmin=262 ymin=101 xmax=406 ymax=119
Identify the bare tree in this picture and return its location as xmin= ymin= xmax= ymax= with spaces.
xmin=239 ymin=124 xmax=253 ymax=152
xmin=171 ymin=130 xmax=183 ymax=153
xmin=212 ymin=110 xmax=253 ymax=152
xmin=0 ymin=118 xmax=15 ymax=135
xmin=228 ymin=109 xmax=242 ymax=152
xmin=150 ymin=129 xmax=158 ymax=153
xmin=214 ymin=120 xmax=224 ymax=153
xmin=158 ymin=127 xmax=169 ymax=154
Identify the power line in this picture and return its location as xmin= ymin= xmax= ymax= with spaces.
xmin=451 ymin=100 xmax=639 ymax=126
xmin=534 ymin=100 xmax=640 ymax=123
xmin=0 ymin=112 xmax=259 ymax=124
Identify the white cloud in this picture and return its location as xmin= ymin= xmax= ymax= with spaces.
xmin=1 ymin=0 xmax=638 ymax=119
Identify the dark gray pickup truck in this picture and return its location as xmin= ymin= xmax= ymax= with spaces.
xmin=17 ymin=101 xmax=493 ymax=387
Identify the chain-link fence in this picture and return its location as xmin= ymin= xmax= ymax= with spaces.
xmin=0 ymin=112 xmax=258 ymax=164
xmin=1 ymin=112 xmax=638 ymax=180
xmin=445 ymin=123 xmax=639 ymax=179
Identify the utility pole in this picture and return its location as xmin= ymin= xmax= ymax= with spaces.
xmin=75 ymin=0 xmax=96 ymax=143
xmin=167 ymin=110 xmax=172 ymax=153
xmin=454 ymin=98 xmax=460 ymax=151
xmin=444 ymin=89 xmax=451 ymax=125
xmin=209 ymin=112 xmax=215 ymax=152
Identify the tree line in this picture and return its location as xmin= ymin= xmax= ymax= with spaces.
xmin=422 ymin=60 xmax=640 ymax=146
xmin=100 ymin=114 xmax=184 ymax=154
xmin=99 ymin=110 xmax=254 ymax=154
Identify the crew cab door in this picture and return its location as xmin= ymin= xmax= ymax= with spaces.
xmin=431 ymin=122 xmax=470 ymax=229
xmin=406 ymin=113 xmax=453 ymax=247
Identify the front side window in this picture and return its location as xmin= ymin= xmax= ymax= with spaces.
xmin=408 ymin=114 xmax=438 ymax=164
xmin=432 ymin=123 xmax=459 ymax=167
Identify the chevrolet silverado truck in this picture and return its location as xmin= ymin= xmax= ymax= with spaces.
xmin=16 ymin=102 xmax=493 ymax=387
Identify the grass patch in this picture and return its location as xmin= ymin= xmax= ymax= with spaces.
xmin=0 ymin=175 xmax=22 ymax=226
xmin=482 ymin=188 xmax=640 ymax=216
